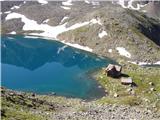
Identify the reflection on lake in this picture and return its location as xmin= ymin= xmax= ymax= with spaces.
xmin=1 ymin=35 xmax=115 ymax=99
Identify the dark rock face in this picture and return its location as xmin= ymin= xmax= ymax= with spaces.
xmin=144 ymin=1 xmax=160 ymax=20
xmin=105 ymin=64 xmax=122 ymax=78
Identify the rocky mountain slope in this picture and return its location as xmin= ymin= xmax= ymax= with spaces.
xmin=1 ymin=0 xmax=160 ymax=63
xmin=2 ymin=87 xmax=160 ymax=120
xmin=1 ymin=1 xmax=160 ymax=120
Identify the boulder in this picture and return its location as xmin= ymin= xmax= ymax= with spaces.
xmin=121 ymin=77 xmax=133 ymax=85
xmin=105 ymin=64 xmax=122 ymax=78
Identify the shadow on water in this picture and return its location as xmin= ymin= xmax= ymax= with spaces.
xmin=1 ymin=35 xmax=116 ymax=100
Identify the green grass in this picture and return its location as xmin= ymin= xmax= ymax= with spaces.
xmin=96 ymin=62 xmax=160 ymax=111
xmin=1 ymin=97 xmax=44 ymax=120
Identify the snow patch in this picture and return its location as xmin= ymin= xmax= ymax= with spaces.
xmin=117 ymin=0 xmax=147 ymax=10
xmin=62 ymin=0 xmax=72 ymax=6
xmin=128 ymin=61 xmax=160 ymax=66
xmin=60 ymin=16 xmax=69 ymax=24
xmin=5 ymin=12 xmax=102 ymax=52
xmin=37 ymin=0 xmax=48 ymax=5
xmin=5 ymin=13 xmax=91 ymax=39
xmin=43 ymin=19 xmax=49 ymax=23
xmin=61 ymin=6 xmax=71 ymax=10
xmin=98 ymin=30 xmax=107 ymax=38
xmin=9 ymin=31 xmax=16 ymax=34
xmin=142 ymin=10 xmax=147 ymax=13
xmin=154 ymin=61 xmax=160 ymax=65
xmin=24 ymin=36 xmax=40 ymax=39
xmin=84 ymin=0 xmax=90 ymax=4
xmin=91 ymin=1 xmax=100 ymax=6
xmin=90 ymin=18 xmax=102 ymax=25
xmin=61 ymin=41 xmax=93 ymax=52
xmin=108 ymin=49 xmax=112 ymax=53
xmin=4 ymin=11 xmax=11 ymax=14
xmin=116 ymin=47 xmax=131 ymax=58
xmin=11 ymin=6 xmax=20 ymax=10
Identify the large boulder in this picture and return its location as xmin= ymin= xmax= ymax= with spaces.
xmin=121 ymin=77 xmax=133 ymax=85
xmin=105 ymin=64 xmax=122 ymax=78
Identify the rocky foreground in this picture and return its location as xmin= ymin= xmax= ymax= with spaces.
xmin=1 ymin=85 xmax=160 ymax=120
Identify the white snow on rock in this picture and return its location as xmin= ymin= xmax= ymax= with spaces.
xmin=117 ymin=0 xmax=147 ymax=10
xmin=11 ymin=6 xmax=20 ymax=10
xmin=90 ymin=18 xmax=102 ymax=25
xmin=5 ymin=13 xmax=102 ymax=39
xmin=61 ymin=41 xmax=93 ymax=52
xmin=154 ymin=61 xmax=160 ymax=65
xmin=57 ymin=45 xmax=68 ymax=54
xmin=60 ymin=16 xmax=69 ymax=24
xmin=128 ymin=61 xmax=160 ymax=66
xmin=84 ymin=0 xmax=90 ymax=4
xmin=108 ymin=49 xmax=112 ymax=53
xmin=5 ymin=13 xmax=100 ymax=52
xmin=37 ymin=0 xmax=48 ymax=5
xmin=43 ymin=19 xmax=49 ymax=23
xmin=61 ymin=6 xmax=71 ymax=10
xmin=24 ymin=36 xmax=40 ymax=39
xmin=62 ymin=0 xmax=72 ymax=6
xmin=116 ymin=47 xmax=131 ymax=58
xmin=4 ymin=11 xmax=11 ymax=14
xmin=9 ymin=31 xmax=16 ymax=34
xmin=91 ymin=1 xmax=100 ymax=6
xmin=98 ymin=30 xmax=107 ymax=38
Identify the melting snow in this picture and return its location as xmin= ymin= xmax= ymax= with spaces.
xmin=84 ymin=0 xmax=90 ymax=4
xmin=11 ymin=6 xmax=20 ymax=10
xmin=6 ymin=13 xmax=102 ymax=39
xmin=37 ymin=0 xmax=48 ymax=5
xmin=91 ymin=1 xmax=100 ymax=6
xmin=108 ymin=49 xmax=112 ymax=53
xmin=24 ymin=36 xmax=40 ymax=39
xmin=154 ymin=61 xmax=160 ymax=65
xmin=60 ymin=16 xmax=69 ymax=24
xmin=43 ymin=19 xmax=49 ymax=23
xmin=61 ymin=6 xmax=71 ymax=10
xmin=98 ymin=30 xmax=107 ymax=38
xmin=61 ymin=41 xmax=93 ymax=52
xmin=62 ymin=0 xmax=72 ymax=6
xmin=116 ymin=47 xmax=131 ymax=58
xmin=90 ymin=18 xmax=102 ymax=25
xmin=5 ymin=12 xmax=99 ymax=52
xmin=128 ymin=61 xmax=160 ymax=66
xmin=4 ymin=11 xmax=11 ymax=14
xmin=9 ymin=31 xmax=16 ymax=34
xmin=117 ymin=0 xmax=147 ymax=10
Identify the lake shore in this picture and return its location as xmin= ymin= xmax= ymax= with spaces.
xmin=1 ymin=86 xmax=160 ymax=120
xmin=2 ymin=61 xmax=160 ymax=120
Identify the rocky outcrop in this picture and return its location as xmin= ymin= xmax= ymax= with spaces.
xmin=105 ymin=64 xmax=122 ymax=78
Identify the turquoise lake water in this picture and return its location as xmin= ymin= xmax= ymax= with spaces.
xmin=1 ymin=35 xmax=115 ymax=99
